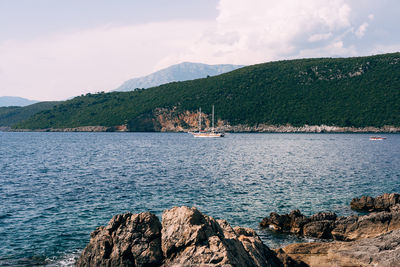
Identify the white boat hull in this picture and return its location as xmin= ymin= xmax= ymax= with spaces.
xmin=191 ymin=132 xmax=224 ymax=138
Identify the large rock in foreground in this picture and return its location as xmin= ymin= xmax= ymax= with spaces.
xmin=279 ymin=229 xmax=400 ymax=267
xmin=350 ymin=193 xmax=400 ymax=212
xmin=161 ymin=206 xmax=281 ymax=266
xmin=77 ymin=206 xmax=282 ymax=267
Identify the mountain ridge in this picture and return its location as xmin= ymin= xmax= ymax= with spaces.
xmin=114 ymin=62 xmax=245 ymax=91
xmin=0 ymin=96 xmax=39 ymax=107
xmin=14 ymin=52 xmax=400 ymax=131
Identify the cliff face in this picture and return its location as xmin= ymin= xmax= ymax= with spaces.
xmin=128 ymin=109 xmax=400 ymax=133
xmin=125 ymin=108 xmax=213 ymax=132
xmin=155 ymin=108 xmax=204 ymax=132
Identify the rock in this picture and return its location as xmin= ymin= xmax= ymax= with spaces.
xmin=350 ymin=193 xmax=400 ymax=212
xmin=260 ymin=209 xmax=400 ymax=241
xmin=279 ymin=229 xmax=400 ymax=267
xmin=260 ymin=210 xmax=309 ymax=235
xmin=77 ymin=206 xmax=282 ymax=267
xmin=309 ymin=212 xmax=336 ymax=222
xmin=390 ymin=203 xmax=400 ymax=212
xmin=76 ymin=212 xmax=163 ymax=267
xmin=302 ymin=221 xmax=334 ymax=239
xmin=260 ymin=211 xmax=335 ymax=237
xmin=331 ymin=211 xmax=400 ymax=241
xmin=161 ymin=206 xmax=280 ymax=266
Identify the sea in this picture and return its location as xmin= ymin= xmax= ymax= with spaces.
xmin=0 ymin=132 xmax=399 ymax=266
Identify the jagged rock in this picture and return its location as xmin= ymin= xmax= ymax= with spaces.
xmin=260 ymin=210 xmax=309 ymax=235
xmin=390 ymin=203 xmax=400 ymax=212
xmin=309 ymin=212 xmax=336 ymax=222
xmin=302 ymin=221 xmax=334 ymax=239
xmin=279 ymin=229 xmax=400 ymax=267
xmin=77 ymin=206 xmax=282 ymax=267
xmin=350 ymin=193 xmax=400 ymax=212
xmin=161 ymin=206 xmax=280 ymax=266
xmin=76 ymin=212 xmax=163 ymax=267
xmin=332 ymin=211 xmax=400 ymax=241
xmin=260 ymin=211 xmax=336 ymax=237
xmin=260 ymin=209 xmax=400 ymax=241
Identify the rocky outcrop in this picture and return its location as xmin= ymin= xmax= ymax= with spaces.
xmin=350 ymin=193 xmax=400 ymax=212
xmin=260 ymin=209 xmax=400 ymax=241
xmin=161 ymin=206 xmax=281 ymax=266
xmin=76 ymin=212 xmax=163 ymax=267
xmin=279 ymin=229 xmax=400 ymax=267
xmin=77 ymin=206 xmax=282 ymax=267
xmin=154 ymin=108 xmax=207 ymax=132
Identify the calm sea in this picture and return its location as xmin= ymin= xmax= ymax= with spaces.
xmin=1 ymin=132 xmax=399 ymax=266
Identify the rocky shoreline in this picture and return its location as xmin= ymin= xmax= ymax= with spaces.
xmin=3 ymin=124 xmax=400 ymax=133
xmin=221 ymin=124 xmax=400 ymax=133
xmin=260 ymin=193 xmax=400 ymax=241
xmin=76 ymin=206 xmax=283 ymax=267
xmin=77 ymin=193 xmax=400 ymax=266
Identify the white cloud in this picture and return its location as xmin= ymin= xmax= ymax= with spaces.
xmin=168 ymin=0 xmax=354 ymax=65
xmin=355 ymin=22 xmax=369 ymax=38
xmin=297 ymin=41 xmax=357 ymax=59
xmin=308 ymin=33 xmax=333 ymax=42
xmin=0 ymin=1 xmax=398 ymax=100
xmin=370 ymin=44 xmax=400 ymax=55
xmin=354 ymin=14 xmax=374 ymax=39
xmin=0 ymin=21 xmax=211 ymax=100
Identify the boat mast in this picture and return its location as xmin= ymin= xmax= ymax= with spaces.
xmin=198 ymin=108 xmax=201 ymax=132
xmin=212 ymin=105 xmax=214 ymax=132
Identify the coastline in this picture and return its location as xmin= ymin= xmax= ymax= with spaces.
xmin=76 ymin=193 xmax=400 ymax=266
xmin=2 ymin=124 xmax=400 ymax=133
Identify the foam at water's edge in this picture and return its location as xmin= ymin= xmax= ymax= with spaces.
xmin=45 ymin=253 xmax=79 ymax=267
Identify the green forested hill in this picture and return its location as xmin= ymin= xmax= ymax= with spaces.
xmin=0 ymin=101 xmax=60 ymax=127
xmin=16 ymin=53 xmax=400 ymax=130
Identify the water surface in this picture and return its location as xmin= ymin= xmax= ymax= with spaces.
xmin=0 ymin=132 xmax=399 ymax=265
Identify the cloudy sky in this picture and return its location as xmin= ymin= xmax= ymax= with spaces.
xmin=0 ymin=0 xmax=399 ymax=100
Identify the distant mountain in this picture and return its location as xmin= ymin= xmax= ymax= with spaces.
xmin=115 ymin=62 xmax=245 ymax=91
xmin=0 ymin=96 xmax=39 ymax=107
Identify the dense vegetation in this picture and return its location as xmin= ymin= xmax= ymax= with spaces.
xmin=16 ymin=53 xmax=400 ymax=130
xmin=0 ymin=101 xmax=60 ymax=127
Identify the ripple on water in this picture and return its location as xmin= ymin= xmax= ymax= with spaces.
xmin=0 ymin=132 xmax=399 ymax=265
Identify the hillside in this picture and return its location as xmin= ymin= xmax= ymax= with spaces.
xmin=16 ymin=53 xmax=400 ymax=131
xmin=0 ymin=101 xmax=60 ymax=127
xmin=114 ymin=62 xmax=244 ymax=91
xmin=0 ymin=96 xmax=39 ymax=107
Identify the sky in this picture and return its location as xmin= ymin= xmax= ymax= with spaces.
xmin=0 ymin=0 xmax=399 ymax=101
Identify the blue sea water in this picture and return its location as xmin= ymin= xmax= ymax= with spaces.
xmin=0 ymin=132 xmax=399 ymax=266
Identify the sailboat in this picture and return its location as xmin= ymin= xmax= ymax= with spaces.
xmin=191 ymin=105 xmax=225 ymax=137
